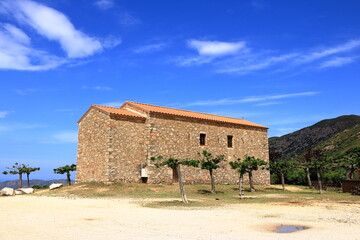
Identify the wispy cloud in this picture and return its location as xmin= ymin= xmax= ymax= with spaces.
xmin=0 ymin=111 xmax=12 ymax=118
xmin=55 ymin=108 xmax=76 ymax=112
xmin=188 ymin=91 xmax=319 ymax=106
xmin=100 ymin=100 xmax=123 ymax=107
xmin=94 ymin=0 xmax=114 ymax=10
xmin=251 ymin=0 xmax=264 ymax=9
xmin=297 ymin=39 xmax=360 ymax=64
xmin=255 ymin=101 xmax=282 ymax=106
xmin=134 ymin=42 xmax=168 ymax=54
xmin=119 ymin=13 xmax=141 ymax=26
xmin=176 ymin=38 xmax=360 ymax=75
xmin=0 ymin=123 xmax=45 ymax=131
xmin=187 ymin=40 xmax=246 ymax=56
xmin=217 ymin=53 xmax=297 ymax=74
xmin=319 ymin=56 xmax=356 ymax=69
xmin=82 ymin=85 xmax=112 ymax=91
xmin=0 ymin=0 xmax=120 ymax=70
xmin=14 ymin=88 xmax=37 ymax=95
xmin=53 ymin=131 xmax=77 ymax=143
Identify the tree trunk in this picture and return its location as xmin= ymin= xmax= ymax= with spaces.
xmin=249 ymin=171 xmax=255 ymax=192
xmin=345 ymin=168 xmax=352 ymax=180
xmin=176 ymin=165 xmax=188 ymax=204
xmin=316 ymin=169 xmax=323 ymax=194
xmin=350 ymin=166 xmax=355 ymax=180
xmin=280 ymin=172 xmax=285 ymax=191
xmin=239 ymin=174 xmax=244 ymax=199
xmin=305 ymin=168 xmax=312 ymax=188
xmin=27 ymin=173 xmax=30 ymax=188
xmin=19 ymin=173 xmax=23 ymax=188
xmin=67 ymin=172 xmax=71 ymax=186
xmin=210 ymin=169 xmax=216 ymax=194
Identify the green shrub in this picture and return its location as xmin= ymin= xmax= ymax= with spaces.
xmin=32 ymin=185 xmax=48 ymax=189
xmin=285 ymin=168 xmax=306 ymax=185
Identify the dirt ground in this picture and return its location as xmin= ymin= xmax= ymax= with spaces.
xmin=0 ymin=195 xmax=359 ymax=240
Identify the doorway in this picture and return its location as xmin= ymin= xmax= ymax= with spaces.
xmin=172 ymin=168 xmax=179 ymax=183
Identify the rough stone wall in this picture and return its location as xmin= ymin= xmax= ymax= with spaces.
xmin=145 ymin=113 xmax=269 ymax=185
xmin=107 ymin=115 xmax=147 ymax=183
xmin=76 ymin=108 xmax=111 ymax=183
xmin=77 ymin=106 xmax=269 ymax=186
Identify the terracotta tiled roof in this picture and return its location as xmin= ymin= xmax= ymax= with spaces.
xmin=123 ymin=101 xmax=268 ymax=129
xmin=92 ymin=105 xmax=145 ymax=119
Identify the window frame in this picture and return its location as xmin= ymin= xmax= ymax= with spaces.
xmin=200 ymin=133 xmax=206 ymax=146
xmin=227 ymin=135 xmax=233 ymax=148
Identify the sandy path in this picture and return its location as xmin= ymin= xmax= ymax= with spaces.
xmin=0 ymin=196 xmax=359 ymax=240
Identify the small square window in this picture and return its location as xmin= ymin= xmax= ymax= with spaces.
xmin=227 ymin=135 xmax=233 ymax=148
xmin=200 ymin=133 xmax=206 ymax=146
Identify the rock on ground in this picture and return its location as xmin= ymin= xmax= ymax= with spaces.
xmin=17 ymin=188 xmax=34 ymax=194
xmin=49 ymin=183 xmax=63 ymax=190
xmin=1 ymin=187 xmax=15 ymax=196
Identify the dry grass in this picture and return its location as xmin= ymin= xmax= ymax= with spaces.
xmin=34 ymin=182 xmax=360 ymax=208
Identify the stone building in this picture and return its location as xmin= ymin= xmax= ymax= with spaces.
xmin=76 ymin=101 xmax=270 ymax=185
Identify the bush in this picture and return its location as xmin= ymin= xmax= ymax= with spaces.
xmin=285 ymin=168 xmax=306 ymax=185
xmin=322 ymin=168 xmax=345 ymax=184
xmin=270 ymin=174 xmax=279 ymax=184
xmin=32 ymin=185 xmax=48 ymax=189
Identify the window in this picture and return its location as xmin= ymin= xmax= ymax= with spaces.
xmin=200 ymin=133 xmax=206 ymax=146
xmin=227 ymin=135 xmax=233 ymax=148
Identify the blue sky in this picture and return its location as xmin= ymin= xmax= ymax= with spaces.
xmin=1 ymin=0 xmax=359 ymax=181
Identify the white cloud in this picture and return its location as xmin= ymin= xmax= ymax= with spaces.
xmin=53 ymin=131 xmax=77 ymax=143
xmin=0 ymin=23 xmax=65 ymax=70
xmin=4 ymin=0 xmax=103 ymax=58
xmin=134 ymin=42 xmax=168 ymax=54
xmin=319 ymin=57 xmax=356 ymax=69
xmin=0 ymin=111 xmax=12 ymax=118
xmin=94 ymin=0 xmax=114 ymax=10
xmin=188 ymin=92 xmax=319 ymax=106
xmin=188 ymin=40 xmax=246 ymax=56
xmin=3 ymin=23 xmax=30 ymax=45
xmin=0 ymin=0 xmax=120 ymax=70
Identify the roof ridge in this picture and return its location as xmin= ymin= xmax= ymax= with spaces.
xmin=92 ymin=104 xmax=121 ymax=110
xmin=92 ymin=104 xmax=145 ymax=118
xmin=126 ymin=101 xmax=255 ymax=123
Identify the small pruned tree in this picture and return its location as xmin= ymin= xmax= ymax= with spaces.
xmin=53 ymin=164 xmax=76 ymax=185
xmin=240 ymin=155 xmax=267 ymax=192
xmin=229 ymin=158 xmax=247 ymax=199
xmin=296 ymin=153 xmax=313 ymax=188
xmin=150 ymin=156 xmax=198 ymax=204
xmin=305 ymin=149 xmax=330 ymax=194
xmin=269 ymin=151 xmax=295 ymax=191
xmin=197 ymin=151 xmax=225 ymax=194
xmin=335 ymin=147 xmax=360 ymax=180
xmin=23 ymin=166 xmax=40 ymax=187
xmin=2 ymin=163 xmax=27 ymax=188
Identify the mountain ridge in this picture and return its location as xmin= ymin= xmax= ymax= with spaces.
xmin=269 ymin=115 xmax=360 ymax=159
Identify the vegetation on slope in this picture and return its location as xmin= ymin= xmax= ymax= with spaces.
xmin=269 ymin=115 xmax=360 ymax=159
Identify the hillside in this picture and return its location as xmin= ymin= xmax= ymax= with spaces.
xmin=269 ymin=115 xmax=360 ymax=159
xmin=317 ymin=124 xmax=360 ymax=156
xmin=0 ymin=179 xmax=70 ymax=189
